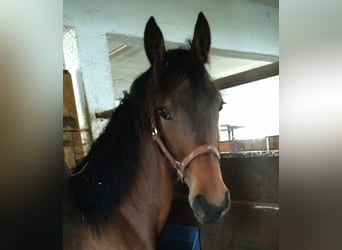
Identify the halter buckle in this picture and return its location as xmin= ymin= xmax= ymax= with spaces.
xmin=151 ymin=121 xmax=158 ymax=137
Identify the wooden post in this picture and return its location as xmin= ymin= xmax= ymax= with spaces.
xmin=63 ymin=70 xmax=84 ymax=169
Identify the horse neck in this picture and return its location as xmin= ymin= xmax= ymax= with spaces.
xmin=117 ymin=132 xmax=174 ymax=248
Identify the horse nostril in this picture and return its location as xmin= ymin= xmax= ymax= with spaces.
xmin=194 ymin=194 xmax=208 ymax=211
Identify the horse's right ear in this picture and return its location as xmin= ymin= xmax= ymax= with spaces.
xmin=191 ymin=12 xmax=211 ymax=64
xmin=144 ymin=17 xmax=166 ymax=66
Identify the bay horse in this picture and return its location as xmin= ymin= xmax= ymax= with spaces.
xmin=64 ymin=12 xmax=230 ymax=250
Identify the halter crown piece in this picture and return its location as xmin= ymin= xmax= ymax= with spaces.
xmin=151 ymin=121 xmax=220 ymax=183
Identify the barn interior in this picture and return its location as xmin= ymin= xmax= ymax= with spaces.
xmin=63 ymin=1 xmax=279 ymax=249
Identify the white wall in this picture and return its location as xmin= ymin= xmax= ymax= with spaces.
xmin=64 ymin=0 xmax=278 ymax=56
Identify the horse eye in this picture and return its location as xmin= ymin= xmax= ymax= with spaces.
xmin=219 ymin=101 xmax=226 ymax=111
xmin=158 ymin=107 xmax=172 ymax=120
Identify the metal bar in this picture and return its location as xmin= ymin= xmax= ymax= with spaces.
xmin=231 ymin=200 xmax=279 ymax=211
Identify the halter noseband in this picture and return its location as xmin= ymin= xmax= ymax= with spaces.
xmin=151 ymin=121 xmax=220 ymax=183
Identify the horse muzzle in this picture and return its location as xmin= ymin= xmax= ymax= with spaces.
xmin=191 ymin=191 xmax=230 ymax=223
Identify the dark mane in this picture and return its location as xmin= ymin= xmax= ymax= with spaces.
xmin=65 ymin=71 xmax=152 ymax=231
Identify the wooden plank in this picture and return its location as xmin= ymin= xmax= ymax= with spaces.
xmin=95 ymin=108 xmax=115 ymax=119
xmin=200 ymin=204 xmax=278 ymax=250
xmin=63 ymin=70 xmax=84 ymax=169
xmin=166 ymin=155 xmax=279 ymax=250
xmin=268 ymin=135 xmax=279 ymax=150
xmin=221 ymin=157 xmax=279 ymax=203
xmin=166 ymin=199 xmax=278 ymax=249
xmin=215 ymin=61 xmax=279 ymax=89
xmin=219 ymin=136 xmax=279 ymax=153
xmin=169 ymin=156 xmax=279 ymax=207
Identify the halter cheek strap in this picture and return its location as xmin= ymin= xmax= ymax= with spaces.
xmin=152 ymin=122 xmax=220 ymax=183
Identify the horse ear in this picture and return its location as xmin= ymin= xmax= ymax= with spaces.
xmin=144 ymin=17 xmax=166 ymax=66
xmin=191 ymin=12 xmax=211 ymax=63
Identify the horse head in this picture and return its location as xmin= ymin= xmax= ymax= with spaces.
xmin=144 ymin=12 xmax=230 ymax=223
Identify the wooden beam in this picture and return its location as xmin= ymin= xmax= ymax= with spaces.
xmin=95 ymin=108 xmax=115 ymax=119
xmin=214 ymin=61 xmax=279 ymax=90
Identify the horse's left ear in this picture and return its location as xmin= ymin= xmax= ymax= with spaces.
xmin=191 ymin=12 xmax=211 ymax=64
xmin=144 ymin=17 xmax=166 ymax=66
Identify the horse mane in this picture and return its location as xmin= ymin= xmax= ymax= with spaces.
xmin=65 ymin=71 xmax=152 ymax=231
xmin=64 ymin=48 xmax=215 ymax=232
